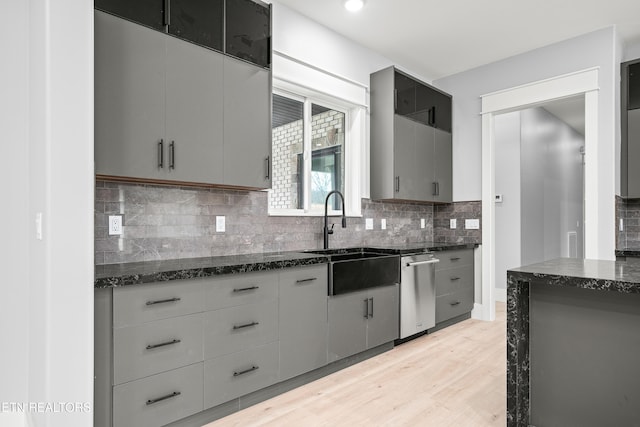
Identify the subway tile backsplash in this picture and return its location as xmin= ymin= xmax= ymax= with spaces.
xmin=96 ymin=180 xmax=482 ymax=265
xmin=617 ymin=195 xmax=640 ymax=250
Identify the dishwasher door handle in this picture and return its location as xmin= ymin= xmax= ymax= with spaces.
xmin=406 ymin=259 xmax=440 ymax=267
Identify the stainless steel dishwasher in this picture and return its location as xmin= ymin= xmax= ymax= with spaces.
xmin=399 ymin=252 xmax=439 ymax=339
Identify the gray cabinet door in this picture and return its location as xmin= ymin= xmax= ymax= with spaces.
xmin=366 ymin=285 xmax=399 ymax=349
xmin=393 ymin=115 xmax=418 ymax=200
xmin=279 ymin=266 xmax=328 ymax=381
xmin=327 ymin=291 xmax=368 ymax=362
xmin=223 ymin=57 xmax=272 ymax=189
xmin=628 ymin=109 xmax=640 ymax=197
xmin=416 ymin=121 xmax=436 ymax=201
xmin=433 ymin=129 xmax=453 ymax=203
xmin=165 ymin=36 xmax=224 ymax=184
xmin=95 ymin=11 xmax=166 ymax=180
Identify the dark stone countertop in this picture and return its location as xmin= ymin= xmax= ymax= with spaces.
xmin=94 ymin=252 xmax=329 ymax=288
xmin=615 ymin=248 xmax=640 ymax=257
xmin=94 ymin=242 xmax=477 ymax=288
xmin=507 ymin=257 xmax=640 ymax=293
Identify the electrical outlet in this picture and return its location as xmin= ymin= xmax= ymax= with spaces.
xmin=465 ymin=219 xmax=480 ymax=230
xmin=450 ymin=219 xmax=457 ymax=229
xmin=365 ymin=218 xmax=374 ymax=230
xmin=108 ymin=215 xmax=123 ymax=236
xmin=381 ymin=219 xmax=387 ymax=230
xmin=420 ymin=218 xmax=425 ymax=229
xmin=620 ymin=218 xmax=624 ymax=232
xmin=216 ymin=216 xmax=226 ymax=233
xmin=35 ymin=212 xmax=43 ymax=240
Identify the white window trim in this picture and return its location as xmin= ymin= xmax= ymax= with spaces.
xmin=269 ymin=70 xmax=365 ymax=217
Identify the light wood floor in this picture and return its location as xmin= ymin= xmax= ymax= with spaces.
xmin=206 ymin=303 xmax=506 ymax=427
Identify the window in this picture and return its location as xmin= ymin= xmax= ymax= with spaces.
xmin=270 ymin=92 xmax=352 ymax=214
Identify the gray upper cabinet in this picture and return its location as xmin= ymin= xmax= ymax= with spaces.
xmin=95 ymin=11 xmax=166 ymax=180
xmin=223 ymin=57 xmax=272 ymax=189
xmin=95 ymin=10 xmax=271 ymax=189
xmin=621 ymin=58 xmax=640 ymax=198
xmin=165 ymin=36 xmax=224 ymax=184
xmin=371 ymin=66 xmax=452 ymax=203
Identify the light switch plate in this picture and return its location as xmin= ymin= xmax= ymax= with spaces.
xmin=450 ymin=219 xmax=457 ymax=229
xmin=381 ymin=219 xmax=387 ymax=230
xmin=620 ymin=218 xmax=624 ymax=231
xmin=108 ymin=215 xmax=123 ymax=236
xmin=420 ymin=218 xmax=425 ymax=229
xmin=216 ymin=216 xmax=226 ymax=232
xmin=365 ymin=218 xmax=374 ymax=230
xmin=465 ymin=219 xmax=480 ymax=230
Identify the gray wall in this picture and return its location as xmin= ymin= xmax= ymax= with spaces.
xmin=494 ymin=107 xmax=584 ymax=290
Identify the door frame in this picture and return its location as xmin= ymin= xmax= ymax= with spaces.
xmin=478 ymin=68 xmax=600 ymax=321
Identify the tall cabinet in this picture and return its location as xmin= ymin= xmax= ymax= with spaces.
xmin=94 ymin=0 xmax=272 ymax=190
xmin=370 ymin=66 xmax=452 ymax=203
xmin=622 ymin=58 xmax=640 ymax=198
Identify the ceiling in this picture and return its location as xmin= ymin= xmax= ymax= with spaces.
xmin=274 ymin=0 xmax=640 ymax=81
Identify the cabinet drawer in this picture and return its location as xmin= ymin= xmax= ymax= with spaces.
xmin=113 ymin=362 xmax=203 ymax=427
xmin=205 ymin=271 xmax=278 ymax=310
xmin=435 ymin=266 xmax=474 ymax=297
xmin=204 ymin=300 xmax=278 ymax=359
xmin=279 ymin=265 xmax=328 ymax=295
xmin=204 ymin=341 xmax=279 ymax=409
xmin=435 ymin=249 xmax=473 ymax=271
xmin=435 ymin=288 xmax=474 ymax=324
xmin=113 ymin=280 xmax=204 ymax=328
xmin=114 ymin=313 xmax=203 ymax=385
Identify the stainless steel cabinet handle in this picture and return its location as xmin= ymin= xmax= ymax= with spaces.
xmin=295 ymin=277 xmax=317 ymax=284
xmin=146 ymin=297 xmax=181 ymax=306
xmin=232 ymin=321 xmax=259 ymax=330
xmin=450 ymin=277 xmax=461 ymax=281
xmin=363 ymin=299 xmax=369 ymax=318
xmin=146 ymin=339 xmax=181 ymax=350
xmin=163 ymin=0 xmax=170 ymax=26
xmin=450 ymin=301 xmax=461 ymax=306
xmin=394 ymin=89 xmax=398 ymax=111
xmin=169 ymin=141 xmax=175 ymax=169
xmin=369 ymin=297 xmax=373 ymax=318
xmin=395 ymin=176 xmax=400 ymax=192
xmin=158 ymin=139 xmax=164 ymax=168
xmin=233 ymin=286 xmax=259 ymax=293
xmin=233 ymin=366 xmax=259 ymax=377
xmin=146 ymin=391 xmax=180 ymax=406
xmin=406 ymin=259 xmax=440 ymax=267
xmin=265 ymin=156 xmax=270 ymax=180
xmin=450 ymin=257 xmax=461 ymax=261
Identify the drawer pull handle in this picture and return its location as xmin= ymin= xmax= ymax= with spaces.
xmin=146 ymin=391 xmax=180 ymax=406
xmin=146 ymin=339 xmax=181 ymax=350
xmin=233 ymin=366 xmax=259 ymax=377
xmin=233 ymin=321 xmax=259 ymax=330
xmin=450 ymin=301 xmax=461 ymax=306
xmin=295 ymin=277 xmax=317 ymax=284
xmin=450 ymin=277 xmax=461 ymax=281
xmin=450 ymin=257 xmax=461 ymax=261
xmin=233 ymin=286 xmax=259 ymax=293
xmin=146 ymin=297 xmax=181 ymax=306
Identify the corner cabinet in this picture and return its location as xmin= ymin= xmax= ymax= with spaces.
xmin=94 ymin=8 xmax=271 ymax=190
xmin=370 ymin=66 xmax=452 ymax=203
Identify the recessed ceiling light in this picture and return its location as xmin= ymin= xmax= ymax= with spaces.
xmin=344 ymin=0 xmax=364 ymax=12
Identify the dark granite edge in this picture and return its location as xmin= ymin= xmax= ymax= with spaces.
xmin=506 ymin=270 xmax=640 ymax=295
xmin=616 ymin=249 xmax=640 ymax=257
xmin=94 ymin=256 xmax=329 ymax=288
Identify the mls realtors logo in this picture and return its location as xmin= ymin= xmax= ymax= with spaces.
xmin=1 ymin=402 xmax=91 ymax=414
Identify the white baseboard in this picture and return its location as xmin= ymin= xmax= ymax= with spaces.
xmin=495 ymin=287 xmax=506 ymax=303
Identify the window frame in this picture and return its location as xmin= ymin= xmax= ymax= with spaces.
xmin=268 ymin=85 xmax=363 ymax=217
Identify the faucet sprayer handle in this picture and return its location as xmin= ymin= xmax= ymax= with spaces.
xmin=341 ymin=217 xmax=347 ymax=228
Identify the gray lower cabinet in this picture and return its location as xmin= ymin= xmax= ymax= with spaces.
xmin=327 ymin=284 xmax=399 ymax=362
xmin=434 ymin=249 xmax=474 ymax=326
xmin=223 ymin=57 xmax=272 ymax=189
xmin=113 ymin=363 xmax=204 ymax=427
xmin=279 ymin=266 xmax=329 ymax=381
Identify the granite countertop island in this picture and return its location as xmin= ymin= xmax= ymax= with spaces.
xmin=94 ymin=242 xmax=477 ymax=288
xmin=507 ymin=257 xmax=640 ymax=427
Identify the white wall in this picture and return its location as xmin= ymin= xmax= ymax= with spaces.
xmin=624 ymin=40 xmax=640 ymax=62
xmin=494 ymin=111 xmax=522 ymax=290
xmin=1 ymin=1 xmax=94 ymax=426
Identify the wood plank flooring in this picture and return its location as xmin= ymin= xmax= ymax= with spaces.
xmin=206 ymin=303 xmax=506 ymax=427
